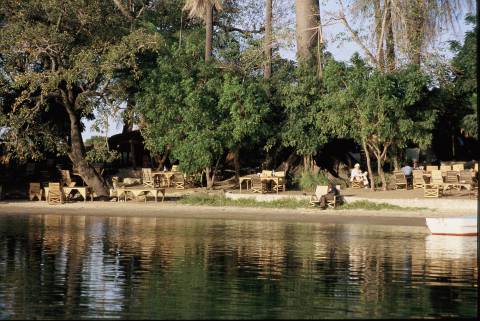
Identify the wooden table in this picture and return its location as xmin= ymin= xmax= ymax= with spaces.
xmin=239 ymin=176 xmax=253 ymax=192
xmin=260 ymin=176 xmax=280 ymax=194
xmin=117 ymin=187 xmax=165 ymax=203
xmin=44 ymin=186 xmax=93 ymax=202
xmin=152 ymin=171 xmax=180 ymax=187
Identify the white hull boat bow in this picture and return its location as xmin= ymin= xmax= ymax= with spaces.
xmin=426 ymin=216 xmax=478 ymax=236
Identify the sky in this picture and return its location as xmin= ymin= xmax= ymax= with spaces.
xmin=83 ymin=0 xmax=476 ymax=140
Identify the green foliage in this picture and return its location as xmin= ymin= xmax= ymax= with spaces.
xmin=0 ymin=0 xmax=161 ymax=162
xmin=137 ymin=31 xmax=270 ymax=176
xmin=339 ymin=200 xmax=425 ymax=211
xmin=85 ymin=136 xmax=119 ymax=164
xmin=450 ymin=15 xmax=477 ymax=138
xmin=279 ymin=64 xmax=328 ymax=158
xmin=179 ymin=193 xmax=308 ymax=209
xmin=296 ymin=171 xmax=331 ymax=192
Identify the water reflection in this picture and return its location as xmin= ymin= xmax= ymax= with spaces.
xmin=0 ymin=214 xmax=477 ymax=319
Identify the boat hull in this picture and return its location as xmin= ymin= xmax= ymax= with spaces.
xmin=426 ymin=217 xmax=478 ymax=236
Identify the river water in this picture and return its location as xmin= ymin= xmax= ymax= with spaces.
xmin=0 ymin=214 xmax=477 ymax=319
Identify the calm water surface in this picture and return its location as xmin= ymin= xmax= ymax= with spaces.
xmin=0 ymin=214 xmax=477 ymax=319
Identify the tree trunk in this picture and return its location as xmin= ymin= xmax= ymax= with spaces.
xmin=392 ymin=145 xmax=400 ymax=171
xmin=205 ymin=166 xmax=215 ymax=189
xmin=316 ymin=0 xmax=324 ymax=80
xmin=376 ymin=155 xmax=387 ymax=191
xmin=205 ymin=3 xmax=213 ymax=62
xmin=303 ymin=154 xmax=315 ymax=173
xmin=373 ymin=0 xmax=385 ymax=70
xmin=233 ymin=145 xmax=240 ymax=183
xmin=295 ymin=0 xmax=319 ymax=64
xmin=155 ymin=147 xmax=170 ymax=171
xmin=406 ymin=0 xmax=425 ymax=65
xmin=264 ymin=0 xmax=272 ymax=80
xmin=362 ymin=138 xmax=375 ymax=191
xmin=385 ymin=1 xmax=395 ymax=71
xmin=122 ymin=97 xmax=134 ymax=134
xmin=66 ymin=109 xmax=109 ymax=196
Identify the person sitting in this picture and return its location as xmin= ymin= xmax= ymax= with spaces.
xmin=319 ymin=183 xmax=340 ymax=209
xmin=350 ymin=163 xmax=369 ymax=188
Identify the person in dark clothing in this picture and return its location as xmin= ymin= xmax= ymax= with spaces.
xmin=319 ymin=183 xmax=340 ymax=209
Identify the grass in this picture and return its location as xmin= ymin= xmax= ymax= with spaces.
xmin=178 ymin=194 xmax=308 ymax=209
xmin=338 ymin=200 xmax=425 ymax=211
xmin=178 ymin=194 xmax=426 ymax=211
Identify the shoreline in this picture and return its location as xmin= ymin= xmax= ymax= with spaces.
xmin=0 ymin=200 xmax=475 ymax=227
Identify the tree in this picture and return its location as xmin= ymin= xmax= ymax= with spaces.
xmin=294 ymin=0 xmax=320 ymax=65
xmin=183 ymin=0 xmax=223 ymax=61
xmin=323 ymin=55 xmax=436 ymax=190
xmin=450 ymin=15 xmax=477 ymax=139
xmin=0 ymin=0 xmax=160 ymax=196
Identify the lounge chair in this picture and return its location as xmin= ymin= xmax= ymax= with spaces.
xmin=440 ymin=164 xmax=451 ymax=175
xmin=412 ymin=170 xmax=426 ymax=189
xmin=309 ymin=185 xmax=341 ymax=208
xmin=458 ymin=170 xmax=475 ymax=191
xmin=251 ymin=176 xmax=267 ymax=194
xmin=29 ymin=182 xmax=42 ymax=201
xmin=426 ymin=165 xmax=438 ymax=172
xmin=47 ymin=182 xmax=64 ymax=204
xmin=443 ymin=170 xmax=460 ymax=192
xmin=452 ymin=163 xmax=464 ymax=171
xmin=393 ymin=171 xmax=409 ymax=190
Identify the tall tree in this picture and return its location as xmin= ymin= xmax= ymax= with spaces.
xmin=264 ymin=0 xmax=273 ymax=80
xmin=0 ymin=0 xmax=160 ymax=196
xmin=183 ymin=0 xmax=223 ymax=61
xmin=294 ymin=0 xmax=320 ymax=64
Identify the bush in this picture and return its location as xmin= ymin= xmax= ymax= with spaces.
xmin=296 ymin=171 xmax=331 ymax=192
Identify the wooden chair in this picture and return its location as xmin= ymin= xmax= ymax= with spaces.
xmin=350 ymin=177 xmax=363 ymax=188
xmin=424 ymin=185 xmax=441 ymax=198
xmin=142 ymin=168 xmax=155 ymax=188
xmin=426 ymin=165 xmax=438 ymax=172
xmin=452 ymin=163 xmax=464 ymax=171
xmin=172 ymin=173 xmax=185 ymax=189
xmin=29 ymin=182 xmax=42 ymax=201
xmin=251 ymin=176 xmax=267 ymax=194
xmin=443 ymin=170 xmax=460 ymax=192
xmin=261 ymin=170 xmax=272 ymax=176
xmin=458 ymin=169 xmax=475 ymax=191
xmin=440 ymin=164 xmax=451 ymax=175
xmin=393 ymin=171 xmax=409 ymax=190
xmin=272 ymin=171 xmax=286 ymax=193
xmin=309 ymin=185 xmax=328 ymax=207
xmin=60 ymin=169 xmax=76 ymax=187
xmin=429 ymin=170 xmax=444 ymax=187
xmin=327 ymin=185 xmax=341 ymax=209
xmin=412 ymin=170 xmax=426 ymax=189
xmin=47 ymin=182 xmax=64 ymax=204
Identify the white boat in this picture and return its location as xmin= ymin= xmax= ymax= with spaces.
xmin=425 ymin=216 xmax=478 ymax=236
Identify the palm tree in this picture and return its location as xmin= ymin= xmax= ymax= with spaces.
xmin=183 ymin=0 xmax=223 ymax=62
xmin=264 ymin=0 xmax=272 ymax=80
xmin=294 ymin=0 xmax=320 ymax=64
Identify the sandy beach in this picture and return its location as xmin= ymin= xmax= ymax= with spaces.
xmin=0 ymin=198 xmax=475 ymax=228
